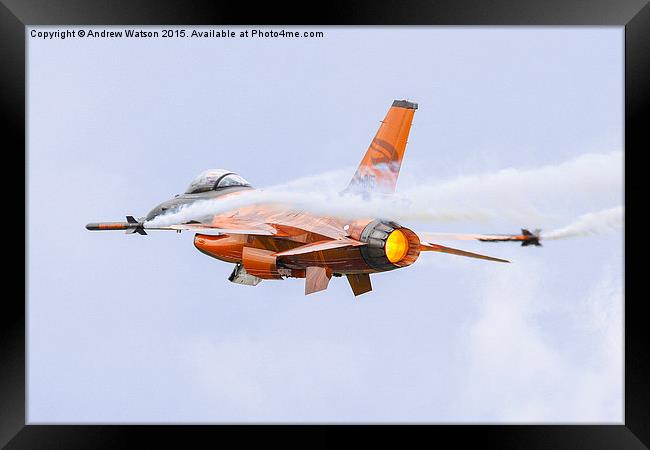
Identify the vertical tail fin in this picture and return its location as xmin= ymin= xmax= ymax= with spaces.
xmin=344 ymin=99 xmax=417 ymax=194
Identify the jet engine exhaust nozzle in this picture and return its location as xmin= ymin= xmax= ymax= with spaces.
xmin=357 ymin=219 xmax=421 ymax=271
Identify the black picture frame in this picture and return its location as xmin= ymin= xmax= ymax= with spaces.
xmin=3 ymin=1 xmax=647 ymax=447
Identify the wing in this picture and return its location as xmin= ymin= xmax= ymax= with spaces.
xmin=86 ymin=217 xmax=276 ymax=236
xmin=206 ymin=204 xmax=350 ymax=240
xmin=145 ymin=223 xmax=276 ymax=235
xmin=146 ymin=206 xmax=350 ymax=240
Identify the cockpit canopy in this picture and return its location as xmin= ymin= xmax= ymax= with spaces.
xmin=185 ymin=169 xmax=251 ymax=194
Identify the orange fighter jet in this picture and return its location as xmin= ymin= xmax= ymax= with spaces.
xmin=87 ymin=99 xmax=518 ymax=296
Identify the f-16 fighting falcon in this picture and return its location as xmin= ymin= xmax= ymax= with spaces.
xmin=87 ymin=100 xmax=540 ymax=296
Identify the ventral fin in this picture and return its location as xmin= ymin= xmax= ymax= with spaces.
xmin=346 ymin=273 xmax=372 ymax=297
xmin=305 ymin=267 xmax=332 ymax=295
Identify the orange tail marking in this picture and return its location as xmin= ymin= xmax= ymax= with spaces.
xmin=346 ymin=100 xmax=417 ymax=194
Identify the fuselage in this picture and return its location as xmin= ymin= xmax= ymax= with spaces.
xmin=143 ymin=186 xmax=420 ymax=279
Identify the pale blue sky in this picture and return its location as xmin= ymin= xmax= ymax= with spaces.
xmin=27 ymin=27 xmax=623 ymax=423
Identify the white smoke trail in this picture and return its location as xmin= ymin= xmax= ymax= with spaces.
xmin=145 ymin=151 xmax=622 ymax=229
xmin=145 ymin=189 xmax=482 ymax=228
xmin=541 ymin=206 xmax=623 ymax=240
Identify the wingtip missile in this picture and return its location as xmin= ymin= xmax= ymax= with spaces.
xmin=519 ymin=229 xmax=542 ymax=246
xmin=85 ymin=216 xmax=147 ymax=235
xmin=469 ymin=229 xmax=542 ymax=246
xmin=420 ymin=229 xmax=543 ymax=246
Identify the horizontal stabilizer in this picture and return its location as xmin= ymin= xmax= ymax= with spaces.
xmin=419 ymin=242 xmax=510 ymax=263
xmin=273 ymin=238 xmax=366 ymax=257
